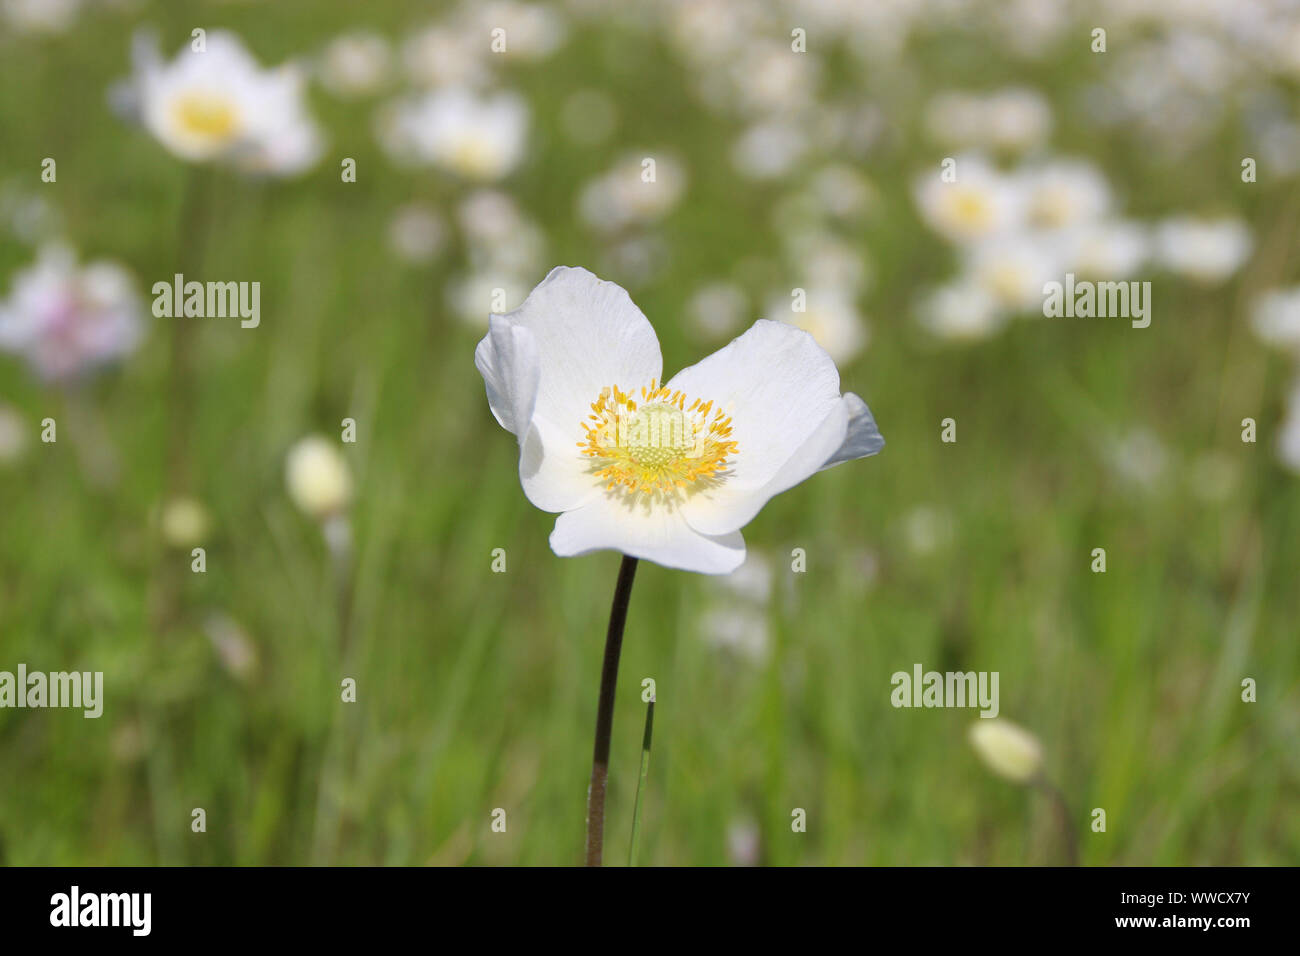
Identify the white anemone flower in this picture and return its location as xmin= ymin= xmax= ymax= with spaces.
xmin=475 ymin=268 xmax=884 ymax=574
xmin=1250 ymin=286 xmax=1300 ymax=353
xmin=382 ymin=87 xmax=528 ymax=181
xmin=765 ymin=290 xmax=868 ymax=365
xmin=916 ymin=281 xmax=1007 ymax=342
xmin=962 ymin=233 xmax=1063 ymax=313
xmin=1154 ymin=216 xmax=1253 ymax=284
xmin=1021 ymin=160 xmax=1112 ymax=230
xmin=114 ymin=29 xmax=324 ymax=176
xmin=913 ymin=155 xmax=1026 ymax=245
xmin=0 ymin=243 xmax=144 ymax=382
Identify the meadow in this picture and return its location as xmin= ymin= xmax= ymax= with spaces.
xmin=0 ymin=0 xmax=1297 ymax=865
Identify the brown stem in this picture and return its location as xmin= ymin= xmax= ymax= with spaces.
xmin=584 ymin=555 xmax=638 ymax=866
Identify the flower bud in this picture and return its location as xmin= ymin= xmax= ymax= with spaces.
xmin=968 ymin=718 xmax=1043 ymax=784
xmin=285 ymin=435 xmax=352 ymax=519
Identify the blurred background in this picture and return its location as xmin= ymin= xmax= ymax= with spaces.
xmin=1 ymin=0 xmax=1298 ymax=865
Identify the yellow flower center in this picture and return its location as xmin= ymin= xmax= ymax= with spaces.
xmin=578 ymin=380 xmax=739 ymax=501
xmin=950 ymin=189 xmax=992 ymax=230
xmin=171 ymin=91 xmax=240 ymax=142
xmin=448 ymin=137 xmax=500 ymax=178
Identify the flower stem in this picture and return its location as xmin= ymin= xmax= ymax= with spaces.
xmin=584 ymin=555 xmax=638 ymax=867
xmin=628 ymin=696 xmax=654 ymax=867
xmin=1037 ymin=779 xmax=1079 ymax=866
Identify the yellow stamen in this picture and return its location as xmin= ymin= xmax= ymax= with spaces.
xmin=577 ymin=381 xmax=739 ymax=503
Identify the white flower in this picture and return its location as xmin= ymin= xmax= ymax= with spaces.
xmin=1062 ymin=220 xmax=1149 ymax=278
xmin=913 ymin=155 xmax=1025 ymax=244
xmin=381 ymin=87 xmax=528 ymax=181
xmin=0 ymin=404 xmax=27 ymax=465
xmin=969 ymin=719 xmax=1043 ymax=784
xmin=1 ymin=0 xmax=80 ymax=34
xmin=712 ymin=549 xmax=774 ymax=604
xmin=0 ymin=243 xmax=144 ymax=382
xmin=1154 ymin=216 xmax=1253 ymax=283
xmin=316 ymin=31 xmax=392 ymax=99
xmin=925 ymin=88 xmax=1052 ymax=154
xmin=461 ymin=1 xmax=567 ymax=60
xmin=699 ymin=604 xmax=770 ymax=661
xmin=1250 ymin=286 xmax=1300 ymax=353
xmin=1279 ymin=383 xmax=1300 ymax=473
xmin=448 ymin=271 xmax=530 ymax=327
xmin=731 ymin=120 xmax=808 ymax=180
xmin=1021 ymin=160 xmax=1112 ymax=230
xmin=686 ymin=282 xmax=748 ymax=340
xmin=916 ymin=281 xmax=1007 ymax=342
xmin=285 ymin=436 xmax=352 ymax=519
xmin=400 ymin=25 xmax=491 ymax=88
xmin=962 ymin=233 xmax=1063 ymax=312
xmin=765 ymin=290 xmax=868 ymax=365
xmin=577 ymin=154 xmax=687 ymax=233
xmin=387 ymin=203 xmax=447 ymax=265
xmin=160 ymin=497 xmax=210 ymax=548
xmin=114 ymin=29 xmax=324 ymax=176
xmin=475 ymin=268 xmax=884 ymax=574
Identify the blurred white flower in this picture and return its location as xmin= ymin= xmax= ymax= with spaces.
xmin=1250 ymin=286 xmax=1300 ymax=353
xmin=0 ymin=404 xmax=27 ymax=465
xmin=711 ymin=549 xmax=774 ymax=605
xmin=578 ymin=154 xmax=687 ymax=233
xmin=784 ymin=232 xmax=870 ymax=297
xmin=113 ymin=29 xmax=324 ymax=176
xmin=767 ymin=289 xmax=868 ymax=365
xmin=914 ymin=155 xmax=1025 ymax=244
xmin=726 ymin=816 xmax=761 ymax=866
xmin=686 ymin=281 xmax=748 ymax=340
xmin=731 ymin=120 xmax=808 ymax=180
xmin=1154 ymin=216 xmax=1253 ymax=283
xmin=316 ymin=30 xmax=392 ymax=99
xmin=1062 ymin=220 xmax=1149 ymax=279
xmin=462 ymin=1 xmax=567 ymax=60
xmin=401 ymin=25 xmax=490 ymax=88
xmin=380 ymin=87 xmax=528 ymax=180
xmin=1279 ymin=383 xmax=1300 ymax=473
xmin=285 ymin=436 xmax=352 ymax=520
xmin=916 ymin=280 xmax=1007 ymax=342
xmin=387 ymin=203 xmax=447 ymax=265
xmin=447 ymin=271 xmax=529 ymax=327
xmin=1 ymin=0 xmax=81 ymax=34
xmin=0 ymin=243 xmax=144 ymax=382
xmin=204 ymin=613 xmax=258 ymax=683
xmin=1022 ymin=160 xmax=1112 ymax=230
xmin=699 ymin=603 xmax=770 ymax=662
xmin=808 ymin=164 xmax=876 ymax=220
xmin=925 ymin=88 xmax=1052 ymax=154
xmin=969 ymin=718 xmax=1043 ymax=784
xmin=901 ymin=505 xmax=953 ymax=556
xmin=1104 ymin=427 xmax=1168 ymax=490
xmin=160 ymin=497 xmax=210 ymax=548
xmin=962 ymin=233 xmax=1062 ymax=313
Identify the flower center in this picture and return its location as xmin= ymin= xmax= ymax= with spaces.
xmin=578 ymin=380 xmax=738 ymax=501
xmin=171 ymin=91 xmax=240 ymax=142
xmin=951 ymin=190 xmax=992 ymax=229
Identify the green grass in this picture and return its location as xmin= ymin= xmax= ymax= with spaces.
xmin=0 ymin=0 xmax=1297 ymax=865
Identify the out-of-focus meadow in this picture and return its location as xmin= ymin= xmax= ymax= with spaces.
xmin=1 ymin=0 xmax=1298 ymax=865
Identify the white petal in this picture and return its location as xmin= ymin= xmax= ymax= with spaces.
xmin=491 ymin=266 xmax=662 ymax=434
xmin=819 ymin=391 xmax=884 ymax=471
xmin=665 ymin=320 xmax=846 ymax=535
xmin=550 ymin=496 xmax=746 ymax=574
xmin=474 ymin=316 xmax=539 ymax=438
xmin=684 ymin=398 xmax=850 ymax=536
